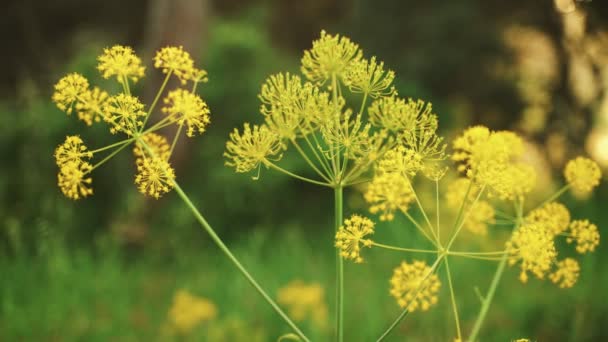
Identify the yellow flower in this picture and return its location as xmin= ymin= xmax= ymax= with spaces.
xmin=335 ymin=214 xmax=374 ymax=263
xmin=102 ymin=93 xmax=146 ymax=135
xmin=168 ymin=289 xmax=217 ymax=334
xmin=389 ymin=260 xmax=441 ymax=311
xmin=506 ymin=224 xmax=557 ymax=283
xmin=376 ymin=145 xmax=423 ymax=177
xmin=301 ymin=30 xmax=362 ymax=85
xmin=52 ymin=73 xmax=89 ymax=114
xmin=276 ymin=280 xmax=328 ymax=328
xmin=445 ymin=178 xmax=494 ymax=235
xmin=564 ymin=157 xmax=602 ymax=195
xmin=135 ymin=157 xmax=176 ymax=199
xmin=57 ymin=161 xmax=93 ymax=200
xmin=133 ymin=133 xmax=171 ymax=165
xmin=526 ymin=202 xmax=570 ymax=236
xmin=343 ymin=56 xmax=395 ymax=98
xmin=74 ymin=87 xmax=109 ymax=126
xmin=320 ymin=111 xmax=373 ymax=160
xmin=154 ymin=46 xmax=196 ymax=84
xmin=162 ymin=89 xmax=211 ymax=137
xmin=224 ymin=124 xmax=283 ymax=174
xmin=368 ymin=96 xmax=437 ymax=133
xmin=97 ymin=45 xmax=145 ymax=83
xmin=54 ymin=135 xmax=93 ymax=167
xmin=549 ymin=258 xmax=580 ymax=288
xmin=364 ymin=172 xmax=415 ymax=221
xmin=567 ymin=219 xmax=600 ymax=253
xmin=489 ymin=163 xmax=536 ymax=200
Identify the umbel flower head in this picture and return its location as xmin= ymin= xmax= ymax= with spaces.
xmin=52 ymin=73 xmax=89 ymax=114
xmin=525 ymin=202 xmax=571 ymax=237
xmin=567 ymin=219 xmax=600 ymax=253
xmin=97 ymin=45 xmax=145 ymax=83
xmin=224 ymin=124 xmax=283 ymax=174
xmin=53 ymin=44 xmax=211 ymax=200
xmin=549 ymin=258 xmax=580 ymax=288
xmin=301 ymin=30 xmax=362 ymax=85
xmin=335 ymin=215 xmax=375 ymax=263
xmin=368 ymin=96 xmax=436 ymax=133
xmin=102 ymin=93 xmax=146 ymax=135
xmin=162 ymin=89 xmax=211 ymax=137
xmin=343 ymin=56 xmax=395 ymax=98
xmin=168 ymin=289 xmax=217 ymax=334
xmin=389 ymin=260 xmax=441 ymax=311
xmin=506 ymin=224 xmax=557 ymax=283
xmin=564 ymin=157 xmax=602 ymax=195
xmin=364 ymin=172 xmax=415 ymax=221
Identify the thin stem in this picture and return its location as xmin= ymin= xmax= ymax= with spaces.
xmin=169 ymin=124 xmax=184 ymax=158
xmin=446 ymin=186 xmax=486 ymax=250
xmin=403 ymin=210 xmax=439 ymax=248
xmin=89 ymin=138 xmax=133 ymax=154
xmin=371 ymin=242 xmax=437 ymax=254
xmin=291 ymin=138 xmax=332 ymax=183
xmin=376 ymin=255 xmax=444 ymax=341
xmin=466 ymin=252 xmax=509 ymax=342
xmin=449 ymin=250 xmax=507 ymax=256
xmin=358 ymin=92 xmax=368 ymax=117
xmin=303 ymin=133 xmax=334 ymax=178
xmin=171 ymin=181 xmax=310 ymax=341
xmin=122 ymin=75 xmax=131 ymax=95
xmin=141 ymin=71 xmax=172 ymax=132
xmin=266 ymin=162 xmax=332 ymax=188
xmin=537 ymin=184 xmax=570 ymax=210
xmin=435 ymin=179 xmax=441 ymax=245
xmin=335 ymin=186 xmax=344 ymax=342
xmin=447 ymin=254 xmax=503 ymax=261
xmin=411 ymin=185 xmax=440 ymax=245
xmin=444 ymin=258 xmax=462 ymax=342
xmin=88 ymin=140 xmax=133 ymax=173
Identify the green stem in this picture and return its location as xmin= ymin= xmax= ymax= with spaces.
xmin=376 ymin=255 xmax=444 ymax=341
xmin=445 ymin=258 xmax=462 ymax=342
xmin=371 ymin=242 xmax=437 ymax=254
xmin=335 ymin=186 xmax=344 ymax=342
xmin=266 ymin=162 xmax=332 ymax=188
xmin=536 ymin=184 xmax=570 ymax=210
xmin=169 ymin=124 xmax=184 ymax=158
xmin=141 ymin=71 xmax=172 ymax=132
xmin=291 ymin=138 xmax=332 ymax=183
xmin=89 ymin=138 xmax=133 ymax=154
xmin=88 ymin=140 xmax=133 ymax=173
xmin=171 ymin=181 xmax=310 ymax=342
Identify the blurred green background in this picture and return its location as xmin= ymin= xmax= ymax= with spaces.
xmin=2 ymin=0 xmax=608 ymax=341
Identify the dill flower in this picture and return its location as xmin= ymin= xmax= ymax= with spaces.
xmin=258 ymin=73 xmax=311 ymax=140
xmin=506 ymin=224 xmax=557 ymax=283
xmin=74 ymin=87 xmax=109 ymax=125
xmin=549 ymin=258 xmax=580 ymax=288
xmin=567 ymin=219 xmax=600 ymax=253
xmin=102 ymin=93 xmax=146 ymax=135
xmin=335 ymin=214 xmax=374 ymax=263
xmin=364 ymin=172 xmax=415 ymax=221
xmin=154 ymin=46 xmax=196 ymax=84
xmin=526 ymin=202 xmax=570 ymax=236
xmin=376 ymin=145 xmax=423 ymax=177
xmin=389 ymin=260 xmax=441 ymax=311
xmin=162 ymin=89 xmax=211 ymax=137
xmin=97 ymin=45 xmax=145 ymax=83
xmin=301 ymin=30 xmax=362 ymax=85
xmin=320 ymin=112 xmax=373 ymax=160
xmin=135 ymin=157 xmax=176 ymax=199
xmin=54 ymin=135 xmax=93 ymax=167
xmin=168 ymin=289 xmax=217 ymax=334
xmin=564 ymin=157 xmax=602 ymax=195
xmin=368 ymin=96 xmax=437 ymax=133
xmin=52 ymin=73 xmax=89 ymax=114
xmin=276 ymin=280 xmax=328 ymax=327
xmin=489 ymin=163 xmax=536 ymax=200
xmin=224 ymin=124 xmax=283 ymax=174
xmin=343 ymin=56 xmax=395 ymax=98
xmin=133 ymin=133 xmax=171 ymax=165
xmin=57 ymin=161 xmax=93 ymax=200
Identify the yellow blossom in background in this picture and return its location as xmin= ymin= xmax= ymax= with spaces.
xmin=526 ymin=202 xmax=571 ymax=236
xmin=135 ymin=157 xmax=176 ymax=199
xmin=445 ymin=178 xmax=494 ymax=235
xmin=52 ymin=73 xmax=89 ymax=114
xmin=133 ymin=133 xmax=171 ymax=165
xmin=389 ymin=260 xmax=440 ymax=311
xmin=224 ymin=124 xmax=283 ymax=174
xmin=335 ymin=214 xmax=374 ymax=263
xmin=102 ymin=93 xmax=146 ymax=135
xmin=74 ymin=87 xmax=109 ymax=125
xmin=549 ymin=258 xmax=580 ymax=288
xmin=54 ymin=135 xmax=92 ymax=167
xmin=364 ymin=172 xmax=415 ymax=221
xmin=343 ymin=56 xmax=395 ymax=98
xmin=96 ymin=45 xmax=145 ymax=83
xmin=162 ymin=89 xmax=211 ymax=137
xmin=154 ymin=46 xmax=196 ymax=84
xmin=506 ymin=224 xmax=557 ymax=283
xmin=564 ymin=157 xmax=602 ymax=195
xmin=567 ymin=219 xmax=600 ymax=253
xmin=58 ymin=161 xmax=93 ymax=200
xmin=277 ymin=280 xmax=328 ymax=329
xmin=301 ymin=30 xmax=362 ymax=85
xmin=464 ymin=201 xmax=495 ymax=235
xmin=168 ymin=289 xmax=217 ymax=334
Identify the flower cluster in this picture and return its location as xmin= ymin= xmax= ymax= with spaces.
xmin=389 ymin=260 xmax=441 ymax=311
xmin=335 ymin=214 xmax=375 ymax=263
xmin=276 ymin=280 xmax=328 ymax=328
xmin=168 ymin=289 xmax=217 ymax=334
xmin=53 ymin=45 xmax=210 ymax=199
